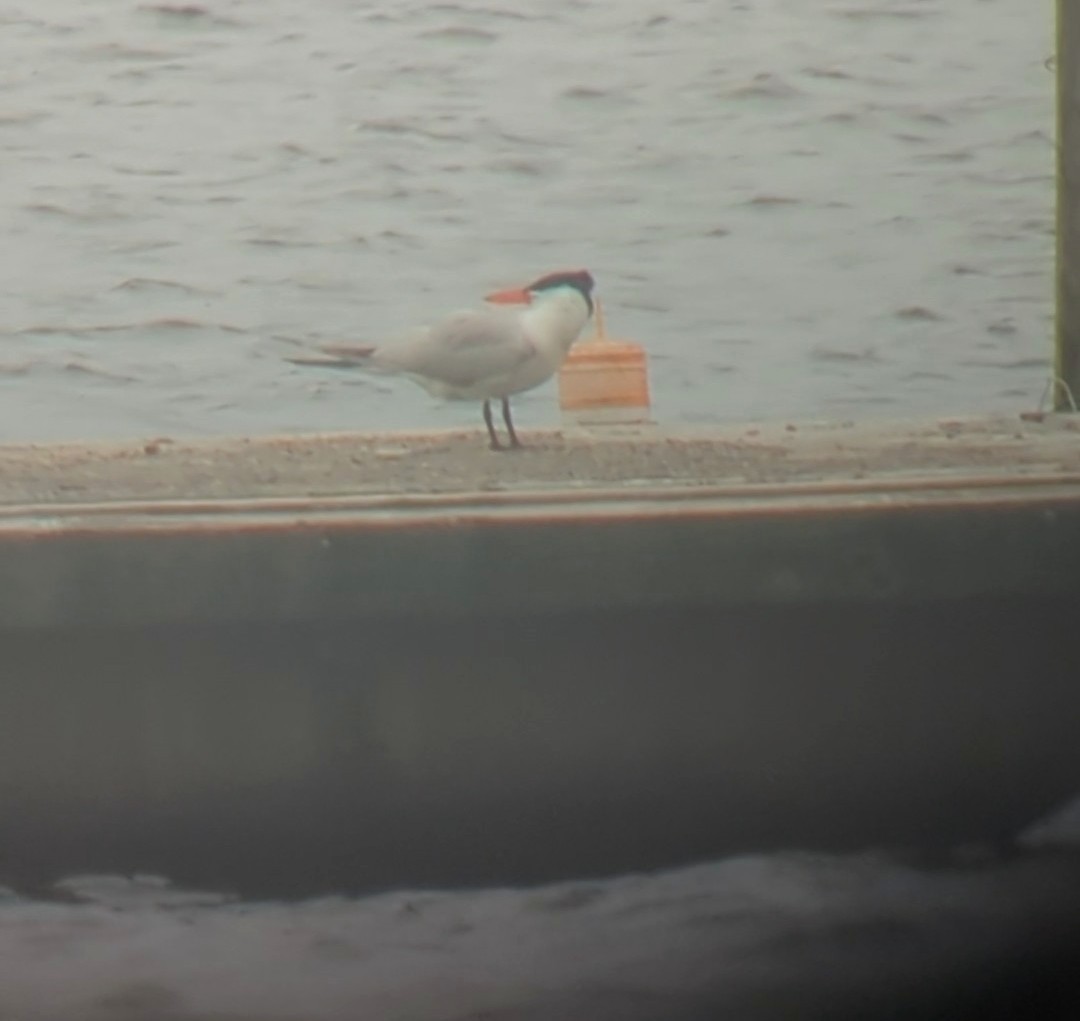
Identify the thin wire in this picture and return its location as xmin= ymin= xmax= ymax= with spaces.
xmin=1040 ymin=375 xmax=1080 ymax=412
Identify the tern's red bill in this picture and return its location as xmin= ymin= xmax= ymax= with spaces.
xmin=485 ymin=286 xmax=532 ymax=305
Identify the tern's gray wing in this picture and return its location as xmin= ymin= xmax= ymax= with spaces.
xmin=373 ymin=309 xmax=533 ymax=388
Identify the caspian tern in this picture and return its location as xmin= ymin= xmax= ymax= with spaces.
xmin=292 ymin=269 xmax=596 ymax=450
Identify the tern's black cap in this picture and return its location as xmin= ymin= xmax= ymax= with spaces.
xmin=526 ymin=269 xmax=595 ymax=315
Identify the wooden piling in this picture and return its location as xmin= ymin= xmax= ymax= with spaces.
xmin=1057 ymin=0 xmax=1080 ymax=409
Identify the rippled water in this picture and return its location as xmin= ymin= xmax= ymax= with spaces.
xmin=2 ymin=799 xmax=1079 ymax=1020
xmin=0 ymin=0 xmax=1053 ymax=441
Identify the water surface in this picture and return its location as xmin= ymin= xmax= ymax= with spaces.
xmin=0 ymin=0 xmax=1054 ymax=441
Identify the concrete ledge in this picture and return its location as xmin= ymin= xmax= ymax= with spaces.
xmin=2 ymin=414 xmax=1079 ymax=505
xmin=2 ymin=416 xmax=1079 ymax=628
xmin=1 ymin=475 xmax=1080 ymax=629
xmin=3 ymin=417 xmax=1080 ymax=895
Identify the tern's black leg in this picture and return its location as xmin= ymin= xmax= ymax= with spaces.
xmin=482 ymin=399 xmax=503 ymax=450
xmin=501 ymin=396 xmax=522 ymax=449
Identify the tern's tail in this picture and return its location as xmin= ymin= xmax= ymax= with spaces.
xmin=285 ymin=342 xmax=376 ymax=368
xmin=320 ymin=343 xmax=375 ymax=361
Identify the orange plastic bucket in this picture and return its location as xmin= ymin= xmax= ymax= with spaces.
xmin=558 ymin=299 xmax=651 ymax=423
